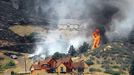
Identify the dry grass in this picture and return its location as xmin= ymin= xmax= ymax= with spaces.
xmin=9 ymin=25 xmax=48 ymax=36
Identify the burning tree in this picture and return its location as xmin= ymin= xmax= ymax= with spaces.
xmin=92 ymin=28 xmax=101 ymax=50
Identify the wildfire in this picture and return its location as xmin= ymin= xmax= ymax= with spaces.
xmin=92 ymin=28 xmax=101 ymax=50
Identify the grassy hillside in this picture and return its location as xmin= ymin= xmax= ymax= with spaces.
xmin=81 ymin=42 xmax=134 ymax=75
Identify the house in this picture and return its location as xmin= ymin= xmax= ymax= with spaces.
xmin=56 ymin=61 xmax=67 ymax=73
xmin=30 ymin=57 xmax=57 ymax=74
xmin=39 ymin=57 xmax=57 ymax=72
xmin=73 ymin=60 xmax=89 ymax=73
xmin=30 ymin=57 xmax=75 ymax=74
xmin=57 ymin=57 xmax=73 ymax=73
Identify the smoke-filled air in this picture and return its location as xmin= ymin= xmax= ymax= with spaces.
xmin=29 ymin=0 xmax=134 ymax=58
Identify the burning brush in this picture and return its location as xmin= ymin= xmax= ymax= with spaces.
xmin=92 ymin=28 xmax=101 ymax=50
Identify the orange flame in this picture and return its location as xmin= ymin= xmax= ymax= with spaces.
xmin=92 ymin=28 xmax=101 ymax=50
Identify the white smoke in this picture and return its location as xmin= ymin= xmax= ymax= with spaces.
xmin=30 ymin=28 xmax=91 ymax=58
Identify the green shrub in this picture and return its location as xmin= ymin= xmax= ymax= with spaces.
xmin=7 ymin=60 xmax=16 ymax=66
xmin=104 ymin=68 xmax=113 ymax=74
xmin=89 ymin=68 xmax=96 ymax=72
xmin=112 ymin=71 xmax=121 ymax=75
xmin=84 ymin=52 xmax=89 ymax=57
xmin=89 ymin=68 xmax=101 ymax=72
xmin=101 ymin=60 xmax=110 ymax=64
xmin=4 ymin=60 xmax=16 ymax=69
xmin=104 ymin=69 xmax=121 ymax=75
xmin=96 ymin=69 xmax=102 ymax=72
xmin=11 ymin=71 xmax=17 ymax=75
xmin=86 ymin=59 xmax=94 ymax=65
xmin=0 ymin=65 xmax=4 ymax=73
xmin=112 ymin=65 xmax=120 ymax=69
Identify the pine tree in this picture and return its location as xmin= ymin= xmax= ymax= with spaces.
xmin=78 ymin=42 xmax=89 ymax=53
xmin=68 ymin=45 xmax=77 ymax=56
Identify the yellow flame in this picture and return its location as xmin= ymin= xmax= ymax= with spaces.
xmin=92 ymin=29 xmax=101 ymax=50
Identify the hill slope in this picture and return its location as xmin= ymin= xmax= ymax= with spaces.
xmin=85 ymin=42 xmax=134 ymax=74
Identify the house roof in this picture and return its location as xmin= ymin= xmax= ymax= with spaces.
xmin=39 ymin=57 xmax=56 ymax=65
xmin=63 ymin=57 xmax=72 ymax=62
xmin=57 ymin=57 xmax=72 ymax=63
xmin=56 ymin=57 xmax=73 ymax=69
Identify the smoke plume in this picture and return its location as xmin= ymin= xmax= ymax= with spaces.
xmin=27 ymin=0 xmax=134 ymax=58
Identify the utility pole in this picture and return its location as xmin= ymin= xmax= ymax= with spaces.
xmin=24 ymin=56 xmax=27 ymax=72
